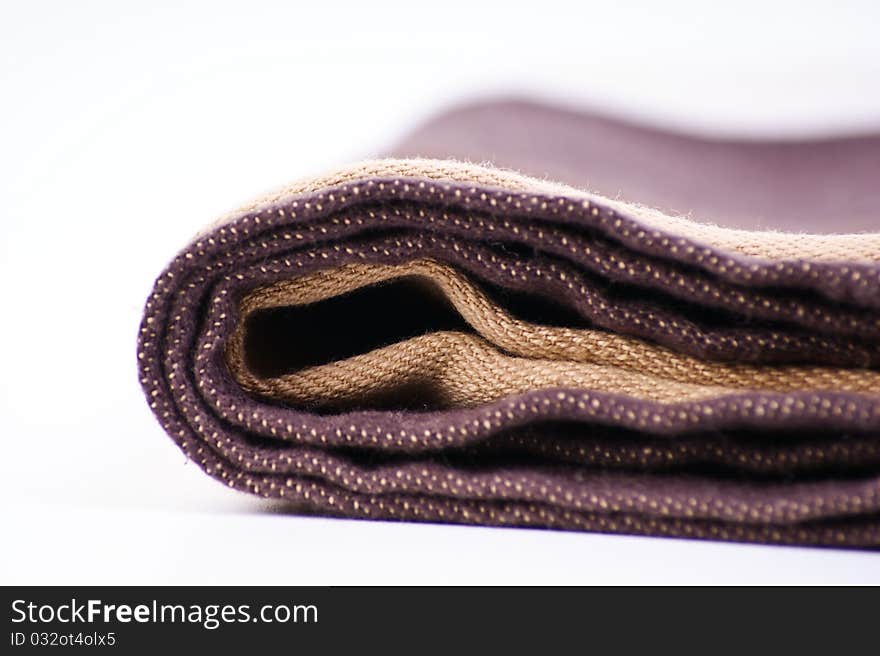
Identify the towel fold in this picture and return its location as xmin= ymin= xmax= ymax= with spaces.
xmin=139 ymin=105 xmax=880 ymax=547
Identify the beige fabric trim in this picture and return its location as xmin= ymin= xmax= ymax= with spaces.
xmin=204 ymin=159 xmax=880 ymax=262
xmin=225 ymin=260 xmax=880 ymax=410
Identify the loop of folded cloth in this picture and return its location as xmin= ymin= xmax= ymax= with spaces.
xmin=139 ymin=154 xmax=880 ymax=547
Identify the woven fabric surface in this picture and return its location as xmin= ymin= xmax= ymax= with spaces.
xmin=139 ymin=108 xmax=880 ymax=547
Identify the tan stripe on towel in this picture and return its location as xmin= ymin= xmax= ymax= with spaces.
xmin=225 ymin=260 xmax=880 ymax=409
xmin=205 ymin=159 xmax=880 ymax=263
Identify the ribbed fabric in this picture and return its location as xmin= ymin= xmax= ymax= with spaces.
xmin=225 ymin=260 xmax=880 ymax=407
xmin=139 ymin=123 xmax=880 ymax=547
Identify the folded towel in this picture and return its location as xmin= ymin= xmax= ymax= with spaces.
xmin=138 ymin=104 xmax=880 ymax=547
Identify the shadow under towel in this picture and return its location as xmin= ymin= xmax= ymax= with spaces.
xmin=138 ymin=101 xmax=880 ymax=547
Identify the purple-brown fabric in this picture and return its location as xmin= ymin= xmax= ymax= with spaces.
xmin=391 ymin=98 xmax=880 ymax=233
xmin=138 ymin=101 xmax=880 ymax=547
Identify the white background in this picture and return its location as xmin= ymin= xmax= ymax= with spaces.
xmin=2 ymin=0 xmax=880 ymax=584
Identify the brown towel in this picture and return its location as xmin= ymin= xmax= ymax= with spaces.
xmin=139 ymin=101 xmax=880 ymax=547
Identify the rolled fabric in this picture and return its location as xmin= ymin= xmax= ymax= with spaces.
xmin=138 ymin=102 xmax=880 ymax=547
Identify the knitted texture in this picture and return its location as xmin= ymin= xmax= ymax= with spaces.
xmin=139 ymin=152 xmax=880 ymax=547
